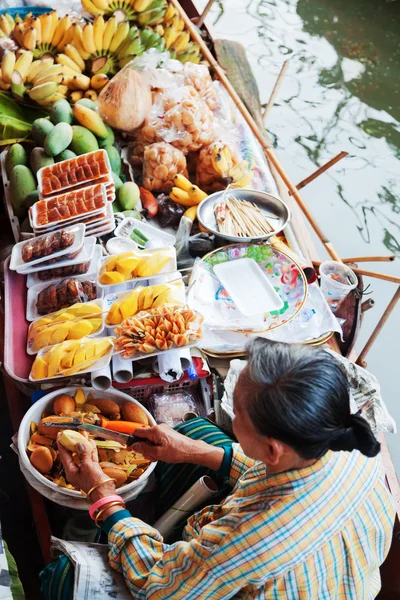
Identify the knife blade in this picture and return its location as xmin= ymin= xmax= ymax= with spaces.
xmin=42 ymin=420 xmax=140 ymax=447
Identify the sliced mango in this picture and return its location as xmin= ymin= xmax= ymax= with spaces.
xmin=120 ymin=291 xmax=138 ymax=320
xmin=100 ymin=271 xmax=125 ymax=285
xmin=142 ymin=287 xmax=154 ymax=310
xmin=102 ymin=252 xmax=132 ymax=273
xmin=31 ymin=356 xmax=48 ymax=380
xmin=152 ymin=283 xmax=169 ymax=298
xmin=72 ymin=304 xmax=102 ymax=317
xmin=74 ymin=345 xmax=87 ymax=367
xmin=116 ymin=257 xmax=141 ymax=278
xmin=93 ymin=338 xmax=112 ymax=357
xmin=106 ymin=302 xmax=123 ymax=326
xmin=53 ymin=312 xmax=76 ymax=323
xmin=74 ymin=389 xmax=86 ymax=405
xmin=152 ymin=288 xmax=172 ymax=308
xmin=61 ymin=348 xmax=78 ymax=369
xmin=85 ymin=342 xmax=97 ymax=360
xmin=48 ymin=345 xmax=63 ymax=378
xmin=50 ymin=323 xmax=71 ymax=345
xmin=68 ymin=320 xmax=93 ymax=339
xmin=34 ymin=328 xmax=55 ymax=351
xmin=87 ymin=318 xmax=102 ymax=332
xmin=135 ymin=252 xmax=171 ymax=278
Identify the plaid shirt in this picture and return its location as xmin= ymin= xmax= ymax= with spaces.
xmin=107 ymin=445 xmax=395 ymax=599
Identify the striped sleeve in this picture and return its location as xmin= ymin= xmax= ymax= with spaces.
xmin=229 ymin=443 xmax=257 ymax=486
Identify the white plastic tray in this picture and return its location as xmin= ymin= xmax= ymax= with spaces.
xmin=26 ymin=276 xmax=104 ymax=322
xmin=37 ymin=149 xmax=112 ymax=197
xmin=88 ymin=222 xmax=115 ymax=237
xmin=17 ymin=235 xmax=96 ymax=275
xmin=12 ymin=223 xmax=86 ymax=272
xmin=114 ymin=217 xmax=175 ymax=248
xmin=213 ymin=258 xmax=284 ymax=316
xmin=29 ymin=336 xmax=114 ymax=382
xmin=26 ymin=241 xmax=101 ymax=288
xmin=30 ymin=184 xmax=107 ymax=230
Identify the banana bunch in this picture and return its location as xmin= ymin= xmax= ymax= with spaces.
xmin=0 ymin=12 xmax=17 ymax=38
xmin=12 ymin=11 xmax=79 ymax=59
xmin=196 ymin=143 xmax=254 ymax=192
xmin=158 ymin=4 xmax=201 ymax=63
xmin=81 ymin=0 xmax=167 ymax=25
xmin=0 ymin=51 xmax=70 ymax=106
xmin=170 ymin=174 xmax=208 ymax=207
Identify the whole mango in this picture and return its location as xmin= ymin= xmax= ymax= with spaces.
xmin=50 ymin=99 xmax=73 ymax=125
xmin=44 ymin=122 xmax=73 ymax=157
xmin=9 ymin=165 xmax=37 ymax=217
xmin=31 ymin=118 xmax=54 ymax=146
xmin=69 ymin=125 xmax=99 ymax=155
xmin=6 ymin=143 xmax=27 ymax=177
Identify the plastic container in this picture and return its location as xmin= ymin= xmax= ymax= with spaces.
xmin=115 ymin=217 xmax=175 ymax=248
xmin=319 ymin=261 xmax=358 ymax=312
xmin=18 ymin=236 xmax=96 ymax=275
xmin=17 ymin=387 xmax=157 ymax=509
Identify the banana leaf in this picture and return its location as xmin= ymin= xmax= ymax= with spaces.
xmin=0 ymin=92 xmax=47 ymax=142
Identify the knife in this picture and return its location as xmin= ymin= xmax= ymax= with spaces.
xmin=42 ymin=419 xmax=141 ymax=447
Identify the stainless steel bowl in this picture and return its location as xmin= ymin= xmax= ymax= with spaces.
xmin=197 ymin=189 xmax=291 ymax=242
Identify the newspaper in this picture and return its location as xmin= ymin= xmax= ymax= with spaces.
xmin=50 ymin=537 xmax=131 ymax=600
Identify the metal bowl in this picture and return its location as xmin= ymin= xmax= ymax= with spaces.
xmin=197 ymin=189 xmax=291 ymax=242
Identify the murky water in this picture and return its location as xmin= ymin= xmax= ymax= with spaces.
xmin=198 ymin=0 xmax=400 ymax=471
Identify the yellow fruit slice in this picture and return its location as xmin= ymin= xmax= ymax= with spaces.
xmin=53 ymin=312 xmax=75 ymax=323
xmin=135 ymin=251 xmax=172 ymax=278
xmin=142 ymin=287 xmax=154 ymax=310
xmin=72 ymin=303 xmax=102 ymax=317
xmin=116 ymin=257 xmax=141 ymax=278
xmin=120 ymin=291 xmax=138 ymax=320
xmin=101 ymin=252 xmax=133 ymax=273
xmin=87 ymin=318 xmax=102 ymax=332
xmin=93 ymin=338 xmax=112 ymax=357
xmin=73 ymin=344 xmax=87 ymax=367
xmin=50 ymin=322 xmax=71 ymax=345
xmin=67 ymin=320 xmax=93 ymax=339
xmin=100 ymin=271 xmax=125 ymax=285
xmin=31 ymin=356 xmax=48 ymax=380
xmin=152 ymin=288 xmax=173 ymax=308
xmin=48 ymin=345 xmax=63 ymax=378
xmin=34 ymin=328 xmax=55 ymax=351
xmin=106 ymin=302 xmax=123 ymax=326
xmin=74 ymin=388 xmax=86 ymax=405
xmin=84 ymin=341 xmax=96 ymax=360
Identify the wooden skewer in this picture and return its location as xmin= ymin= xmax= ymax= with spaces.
xmin=262 ymin=60 xmax=289 ymax=126
xmin=291 ymin=151 xmax=348 ymax=194
xmin=342 ymin=255 xmax=396 ymax=264
xmin=312 ymin=260 xmax=400 ymax=284
xmin=356 ymin=286 xmax=400 ymax=367
xmin=196 ymin=0 xmax=216 ymax=28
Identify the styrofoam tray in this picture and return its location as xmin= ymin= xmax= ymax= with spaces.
xmin=27 ymin=298 xmax=105 ymax=355
xmin=213 ymin=258 xmax=284 ymax=316
xmin=87 ymin=221 xmax=115 ymax=238
xmin=17 ymin=236 xmax=96 ymax=275
xmin=97 ymin=247 xmax=177 ymax=289
xmin=13 ymin=223 xmax=86 ymax=273
xmin=29 ymin=336 xmax=114 ymax=381
xmin=85 ymin=202 xmax=113 ymax=230
xmin=26 ymin=241 xmax=101 ymax=288
xmin=30 ymin=184 xmax=107 ymax=230
xmin=26 ymin=276 xmax=104 ymax=321
xmin=115 ymin=217 xmax=175 ymax=248
xmin=37 ymin=149 xmax=112 ymax=197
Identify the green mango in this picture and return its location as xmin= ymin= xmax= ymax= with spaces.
xmin=30 ymin=147 xmax=54 ymax=175
xmin=55 ymin=149 xmax=77 ymax=162
xmin=44 ymin=122 xmax=73 ymax=157
xmin=24 ymin=189 xmax=39 ymax=208
xmin=118 ymin=182 xmax=140 ymax=211
xmin=76 ymin=98 xmax=98 ymax=112
xmin=98 ymin=124 xmax=115 ymax=148
xmin=69 ymin=125 xmax=99 ymax=155
xmin=112 ymin=171 xmax=123 ymax=191
xmin=103 ymin=144 xmax=121 ymax=175
xmin=5 ymin=143 xmax=28 ymax=177
xmin=112 ymin=200 xmax=122 ymax=213
xmin=31 ymin=118 xmax=54 ymax=146
xmin=9 ymin=165 xmax=37 ymax=218
xmin=49 ymin=99 xmax=73 ymax=125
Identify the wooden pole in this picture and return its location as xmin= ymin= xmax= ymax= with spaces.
xmin=292 ymin=151 xmax=348 ymax=193
xmin=356 ymin=286 xmax=400 ymax=366
xmin=196 ymin=0 xmax=215 ymax=28
xmin=170 ymin=0 xmax=342 ymax=262
xmin=312 ymin=260 xmax=400 ymax=284
xmin=342 ymin=255 xmax=396 ymax=264
xmin=262 ymin=60 xmax=289 ymax=126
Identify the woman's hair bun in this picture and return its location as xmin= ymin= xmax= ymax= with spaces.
xmin=329 ymin=413 xmax=380 ymax=457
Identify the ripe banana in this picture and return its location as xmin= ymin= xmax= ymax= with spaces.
xmin=26 ymin=57 xmax=54 ymax=83
xmin=71 ymin=73 xmax=91 ymax=91
xmin=102 ymin=17 xmax=117 ymax=51
xmin=170 ymin=187 xmax=192 ymax=203
xmin=188 ymin=185 xmax=208 ymax=203
xmin=57 ymin=25 xmax=75 ymax=52
xmin=93 ymin=16 xmax=105 ymax=53
xmin=81 ymin=0 xmax=105 ymax=16
xmin=31 ymin=18 xmax=42 ymax=45
xmin=28 ymin=81 xmax=59 ymax=101
xmin=14 ymin=51 xmax=33 ymax=80
xmin=82 ymin=23 xmax=97 ymax=55
xmin=34 ymin=71 xmax=63 ymax=87
xmin=92 ymin=0 xmax=109 ymax=10
xmin=33 ymin=63 xmax=64 ymax=83
xmin=90 ymin=73 xmax=109 ymax=89
xmin=64 ymin=44 xmax=86 ymax=71
xmin=4 ymin=13 xmax=15 ymax=31
xmin=0 ymin=14 xmax=12 ymax=36
xmin=13 ymin=24 xmax=25 ymax=47
xmin=47 ymin=11 xmax=59 ymax=44
xmin=52 ymin=15 xmax=71 ymax=48
xmin=23 ymin=27 xmax=37 ymax=52
xmin=173 ymin=174 xmax=193 ymax=193
xmin=138 ymin=7 xmax=165 ymax=26
xmin=84 ymin=89 xmax=98 ymax=101
xmin=171 ymin=32 xmax=190 ymax=54
xmin=73 ymin=26 xmax=91 ymax=61
xmin=134 ymin=0 xmax=154 ymax=11
xmin=56 ymin=53 xmax=82 ymax=73
xmin=39 ymin=12 xmax=53 ymax=45
xmin=211 ymin=145 xmax=232 ymax=177
xmin=164 ymin=5 xmax=178 ymax=22
xmin=163 ymin=25 xmax=180 ymax=49
xmin=70 ymin=90 xmax=84 ymax=103
xmin=1 ymin=52 xmax=16 ymax=84
xmin=109 ymin=21 xmax=130 ymax=53
xmin=36 ymin=91 xmax=65 ymax=106
xmin=72 ymin=103 xmax=108 ymax=138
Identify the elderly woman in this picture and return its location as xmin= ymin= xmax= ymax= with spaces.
xmin=42 ymin=339 xmax=395 ymax=599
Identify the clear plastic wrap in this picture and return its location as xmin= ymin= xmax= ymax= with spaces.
xmin=142 ymin=142 xmax=187 ymax=193
xmin=196 ymin=141 xmax=251 ymax=193
xmin=150 ymin=391 xmax=198 ymax=427
xmin=114 ymin=305 xmax=204 ymax=359
xmin=182 ymin=62 xmax=218 ymax=112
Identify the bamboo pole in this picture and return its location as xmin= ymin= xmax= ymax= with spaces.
xmin=170 ymin=0 xmax=343 ymax=262
xmin=292 ymin=151 xmax=348 ymax=193
xmin=262 ymin=60 xmax=289 ymax=126
xmin=356 ymin=286 xmax=400 ymax=366
xmin=312 ymin=260 xmax=400 ymax=284
xmin=196 ymin=0 xmax=216 ymax=28
xmin=342 ymin=255 xmax=396 ymax=264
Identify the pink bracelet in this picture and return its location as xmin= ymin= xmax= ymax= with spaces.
xmin=89 ymin=495 xmax=124 ymax=520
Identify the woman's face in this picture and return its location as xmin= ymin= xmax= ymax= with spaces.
xmin=232 ymin=368 xmax=272 ymax=463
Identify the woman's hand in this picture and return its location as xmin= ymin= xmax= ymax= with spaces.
xmin=57 ymin=432 xmax=116 ymax=501
xmin=131 ymin=424 xmax=224 ymax=470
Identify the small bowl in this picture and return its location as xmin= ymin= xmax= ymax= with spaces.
xmin=197 ymin=188 xmax=290 ymax=242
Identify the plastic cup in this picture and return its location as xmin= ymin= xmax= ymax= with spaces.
xmin=319 ymin=261 xmax=358 ymax=312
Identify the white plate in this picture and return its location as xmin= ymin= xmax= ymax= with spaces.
xmin=213 ymin=258 xmax=284 ymax=316
xmin=12 ymin=223 xmax=85 ymax=272
xmin=114 ymin=217 xmax=175 ymax=248
xmin=106 ymin=237 xmax=138 ymax=255
xmin=26 ymin=242 xmax=101 ymax=288
xmin=26 ymin=276 xmax=104 ymax=322
xmin=29 ymin=336 xmax=114 ymax=382
xmin=30 ymin=184 xmax=108 ymax=230
xmin=17 ymin=236 xmax=96 ymax=275
xmin=37 ymin=149 xmax=112 ymax=197
xmin=97 ymin=247 xmax=177 ymax=289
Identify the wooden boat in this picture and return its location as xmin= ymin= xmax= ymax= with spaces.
xmin=0 ymin=0 xmax=399 ymax=596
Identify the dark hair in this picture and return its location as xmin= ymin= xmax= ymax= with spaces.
xmin=244 ymin=338 xmax=380 ymax=460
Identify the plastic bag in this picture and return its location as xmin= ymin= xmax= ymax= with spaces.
xmin=142 ymin=142 xmax=187 ymax=193
xmin=150 ymin=391 xmax=198 ymax=427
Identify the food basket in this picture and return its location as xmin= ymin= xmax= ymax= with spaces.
xmin=17 ymin=386 xmax=157 ymax=510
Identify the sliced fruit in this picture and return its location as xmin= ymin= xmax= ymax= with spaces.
xmin=115 ymin=257 xmax=140 ymax=278
xmin=47 ymin=344 xmax=63 ymax=378
xmin=119 ymin=292 xmax=138 ymax=320
xmin=31 ymin=356 xmax=48 ymax=380
xmin=100 ymin=271 xmax=125 ymax=285
xmin=68 ymin=320 xmax=93 ymax=339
